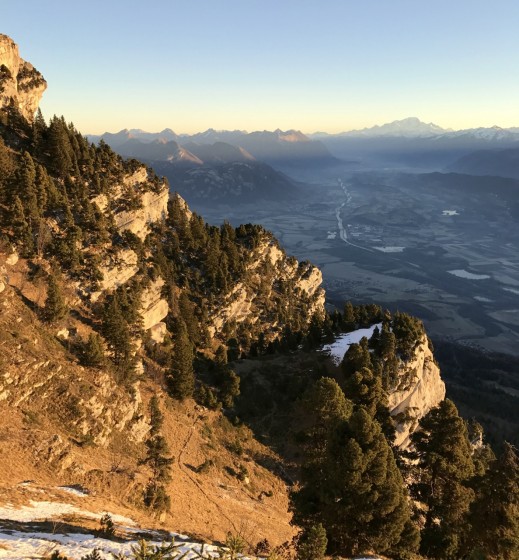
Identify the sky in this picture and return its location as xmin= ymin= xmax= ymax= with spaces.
xmin=3 ymin=0 xmax=519 ymax=135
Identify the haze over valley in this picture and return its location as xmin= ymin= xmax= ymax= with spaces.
xmin=94 ymin=118 xmax=519 ymax=357
xmin=2 ymin=2 xmax=519 ymax=558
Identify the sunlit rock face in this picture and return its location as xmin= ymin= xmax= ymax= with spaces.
xmin=0 ymin=34 xmax=47 ymax=121
xmin=92 ymin=168 xmax=169 ymax=241
xmin=209 ymin=240 xmax=325 ymax=339
xmin=140 ymin=277 xmax=168 ymax=332
xmin=388 ymin=336 xmax=446 ymax=448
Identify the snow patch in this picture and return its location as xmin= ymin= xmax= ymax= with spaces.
xmin=474 ymin=296 xmax=493 ymax=302
xmin=322 ymin=324 xmax=382 ymax=365
xmin=503 ymin=287 xmax=519 ymax=295
xmin=448 ymin=269 xmax=491 ymax=280
xmin=0 ymin=500 xmax=135 ymax=525
xmin=442 ymin=210 xmax=459 ymax=216
xmin=327 ymin=231 xmax=337 ymax=239
xmin=57 ymin=485 xmax=90 ymax=497
xmin=0 ymin=500 xmax=235 ymax=560
xmin=373 ymin=246 xmax=405 ymax=253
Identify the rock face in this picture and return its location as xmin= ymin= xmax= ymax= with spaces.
xmin=92 ymin=167 xmax=169 ymax=241
xmin=388 ymin=336 xmax=446 ymax=448
xmin=209 ymin=240 xmax=325 ymax=339
xmin=113 ymin=189 xmax=169 ymax=239
xmin=0 ymin=34 xmax=47 ymax=121
xmin=140 ymin=277 xmax=169 ymax=332
xmin=97 ymin=248 xmax=139 ymax=294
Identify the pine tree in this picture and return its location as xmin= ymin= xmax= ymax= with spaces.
xmin=43 ymin=272 xmax=68 ymax=323
xmin=342 ymin=301 xmax=356 ymax=331
xmin=82 ymin=333 xmax=106 ymax=368
xmin=467 ymin=442 xmax=519 ymax=560
xmin=341 ymin=338 xmax=372 ymax=377
xmin=220 ymin=369 xmax=240 ymax=408
xmin=379 ymin=322 xmax=397 ymax=359
xmin=101 ymin=293 xmax=135 ymax=379
xmin=166 ymin=319 xmax=195 ymax=400
xmin=10 ymin=195 xmax=34 ymax=255
xmin=322 ymin=407 xmax=419 ymax=558
xmin=343 ymin=366 xmax=395 ymax=442
xmin=142 ymin=396 xmax=173 ymax=512
xmin=302 ymin=377 xmax=352 ymax=455
xmin=292 ymin=379 xmax=417 ymax=559
xmin=148 ymin=395 xmax=164 ymax=436
xmin=410 ymin=399 xmax=475 ymax=559
xmin=296 ymin=524 xmax=328 ymax=560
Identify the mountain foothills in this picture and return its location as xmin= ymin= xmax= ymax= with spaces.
xmin=0 ymin=34 xmax=518 ymax=560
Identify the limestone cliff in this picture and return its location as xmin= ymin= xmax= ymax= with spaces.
xmin=0 ymin=34 xmax=46 ymax=121
xmin=388 ymin=336 xmax=446 ymax=448
xmin=139 ymin=277 xmax=168 ymax=335
xmin=87 ymin=166 xmax=168 ymax=302
xmin=91 ymin=167 xmax=169 ymax=241
xmin=208 ymin=239 xmax=325 ymax=340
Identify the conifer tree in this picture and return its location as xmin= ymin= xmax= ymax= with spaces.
xmin=17 ymin=151 xmax=39 ymax=222
xmin=323 ymin=407 xmax=419 ymax=558
xmin=142 ymin=395 xmax=173 ymax=512
xmin=43 ymin=271 xmax=68 ymax=323
xmin=343 ymin=366 xmax=395 ymax=442
xmin=299 ymin=377 xmax=352 ymax=462
xmin=341 ymin=338 xmax=372 ymax=377
xmin=467 ymin=442 xmax=519 ymax=560
xmin=101 ymin=293 xmax=135 ymax=379
xmin=379 ymin=322 xmax=397 ymax=359
xmin=11 ymin=195 xmax=34 ymax=255
xmin=82 ymin=333 xmax=106 ymax=368
xmin=342 ymin=301 xmax=356 ymax=331
xmin=166 ymin=318 xmax=195 ymax=400
xmin=410 ymin=399 xmax=475 ymax=559
xmin=296 ymin=524 xmax=328 ymax=560
xmin=220 ymin=369 xmax=240 ymax=408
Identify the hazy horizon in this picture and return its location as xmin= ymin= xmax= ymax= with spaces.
xmin=84 ymin=116 xmax=517 ymax=138
xmin=4 ymin=0 xmax=519 ymax=135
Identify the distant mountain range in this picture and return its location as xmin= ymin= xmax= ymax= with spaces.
xmin=88 ymin=119 xmax=519 ymax=182
xmin=87 ymin=128 xmax=340 ymax=204
xmin=319 ymin=117 xmax=450 ymax=139
xmin=88 ymin=128 xmax=339 ymax=169
xmin=311 ymin=117 xmax=519 ymax=141
xmin=308 ymin=118 xmax=519 ymax=170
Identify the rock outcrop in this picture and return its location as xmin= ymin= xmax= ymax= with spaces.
xmin=0 ymin=34 xmax=46 ymax=121
xmin=92 ymin=167 xmax=169 ymax=241
xmin=95 ymin=248 xmax=139 ymax=297
xmin=140 ymin=277 xmax=169 ymax=333
xmin=209 ymin=240 xmax=325 ymax=339
xmin=388 ymin=336 xmax=446 ymax=448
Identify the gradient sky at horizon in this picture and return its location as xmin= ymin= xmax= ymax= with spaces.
xmin=3 ymin=0 xmax=519 ymax=135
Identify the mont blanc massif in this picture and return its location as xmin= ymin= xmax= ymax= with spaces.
xmin=0 ymin=34 xmax=517 ymax=560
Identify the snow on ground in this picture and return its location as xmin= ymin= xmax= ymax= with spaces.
xmin=0 ymin=500 xmax=135 ymax=525
xmin=0 ymin=499 xmax=227 ymax=559
xmin=448 ymin=269 xmax=491 ymax=280
xmin=373 ymin=246 xmax=405 ymax=253
xmin=503 ymin=287 xmax=519 ymax=295
xmin=442 ymin=210 xmax=459 ymax=216
xmin=474 ymin=296 xmax=493 ymax=302
xmin=322 ymin=324 xmax=382 ymax=365
xmin=57 ymin=485 xmax=90 ymax=497
xmin=0 ymin=528 xmax=223 ymax=559
xmin=327 ymin=231 xmax=337 ymax=239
